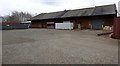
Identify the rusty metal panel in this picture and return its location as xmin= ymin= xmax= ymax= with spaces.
xmin=113 ymin=17 xmax=120 ymax=38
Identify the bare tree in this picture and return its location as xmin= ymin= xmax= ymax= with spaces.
xmin=4 ymin=11 xmax=32 ymax=22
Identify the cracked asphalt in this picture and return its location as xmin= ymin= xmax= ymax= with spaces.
xmin=2 ymin=29 xmax=118 ymax=64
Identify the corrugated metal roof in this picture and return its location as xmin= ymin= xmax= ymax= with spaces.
xmin=29 ymin=4 xmax=116 ymax=21
xmin=61 ymin=8 xmax=95 ymax=18
xmin=30 ymin=11 xmax=67 ymax=20
xmin=92 ymin=4 xmax=116 ymax=15
xmin=61 ymin=10 xmax=81 ymax=18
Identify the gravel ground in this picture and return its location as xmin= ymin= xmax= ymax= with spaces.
xmin=2 ymin=29 xmax=118 ymax=64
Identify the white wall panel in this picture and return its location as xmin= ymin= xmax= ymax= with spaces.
xmin=55 ymin=23 xmax=73 ymax=29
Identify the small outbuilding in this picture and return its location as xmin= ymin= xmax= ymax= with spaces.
xmin=29 ymin=4 xmax=117 ymax=30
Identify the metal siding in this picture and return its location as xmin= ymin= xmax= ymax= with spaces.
xmin=2 ymin=24 xmax=28 ymax=30
xmin=113 ymin=17 xmax=120 ymax=38
xmin=2 ymin=24 xmax=12 ymax=30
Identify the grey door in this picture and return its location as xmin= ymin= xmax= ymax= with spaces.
xmin=92 ymin=18 xmax=103 ymax=30
xmin=41 ymin=24 xmax=44 ymax=28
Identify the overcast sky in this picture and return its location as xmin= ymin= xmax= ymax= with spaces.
xmin=0 ymin=0 xmax=120 ymax=16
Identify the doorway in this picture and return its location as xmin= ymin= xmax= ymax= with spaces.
xmin=41 ymin=24 xmax=44 ymax=28
xmin=92 ymin=18 xmax=103 ymax=30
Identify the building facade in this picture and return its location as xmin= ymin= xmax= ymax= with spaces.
xmin=29 ymin=4 xmax=117 ymax=30
xmin=0 ymin=17 xmax=3 ymax=23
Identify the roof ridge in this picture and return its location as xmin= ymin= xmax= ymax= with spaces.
xmin=95 ymin=4 xmax=115 ymax=7
xmin=37 ymin=7 xmax=95 ymax=15
xmin=68 ymin=7 xmax=95 ymax=11
xmin=39 ymin=10 xmax=68 ymax=14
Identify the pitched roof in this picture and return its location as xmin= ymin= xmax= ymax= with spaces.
xmin=61 ymin=8 xmax=94 ymax=18
xmin=31 ymin=11 xmax=67 ymax=20
xmin=29 ymin=4 xmax=116 ymax=21
xmin=92 ymin=4 xmax=116 ymax=15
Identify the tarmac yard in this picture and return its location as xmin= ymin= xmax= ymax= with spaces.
xmin=2 ymin=29 xmax=118 ymax=64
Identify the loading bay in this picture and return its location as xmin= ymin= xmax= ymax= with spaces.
xmin=2 ymin=29 xmax=118 ymax=64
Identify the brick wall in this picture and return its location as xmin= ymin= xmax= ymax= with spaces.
xmin=31 ymin=21 xmax=47 ymax=28
xmin=104 ymin=16 xmax=114 ymax=27
xmin=31 ymin=15 xmax=115 ymax=30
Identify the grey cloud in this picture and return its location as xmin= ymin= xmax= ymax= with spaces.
xmin=30 ymin=0 xmax=61 ymax=6
xmin=42 ymin=1 xmax=59 ymax=6
xmin=0 ymin=0 xmax=119 ymax=16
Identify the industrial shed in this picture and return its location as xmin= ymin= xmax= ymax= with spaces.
xmin=29 ymin=4 xmax=117 ymax=30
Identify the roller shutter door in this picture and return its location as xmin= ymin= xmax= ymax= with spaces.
xmin=92 ymin=18 xmax=103 ymax=30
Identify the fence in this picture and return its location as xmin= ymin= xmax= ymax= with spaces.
xmin=0 ymin=22 xmax=29 ymax=30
